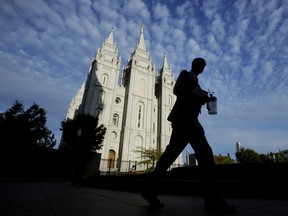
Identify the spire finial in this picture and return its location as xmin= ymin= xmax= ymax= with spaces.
xmin=136 ymin=24 xmax=146 ymax=51
xmin=163 ymin=52 xmax=168 ymax=69
xmin=106 ymin=27 xmax=114 ymax=45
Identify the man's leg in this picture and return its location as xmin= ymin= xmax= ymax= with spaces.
xmin=189 ymin=120 xmax=236 ymax=214
xmin=141 ymin=125 xmax=188 ymax=208
xmin=154 ymin=126 xmax=188 ymax=174
xmin=188 ymin=121 xmax=217 ymax=199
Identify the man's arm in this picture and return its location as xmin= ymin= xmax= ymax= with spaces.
xmin=173 ymin=70 xmax=191 ymax=96
xmin=174 ymin=70 xmax=208 ymax=102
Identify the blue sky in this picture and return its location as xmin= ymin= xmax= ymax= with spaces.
xmin=1 ymin=0 xmax=288 ymax=159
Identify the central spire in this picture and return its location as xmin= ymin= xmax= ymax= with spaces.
xmin=106 ymin=27 xmax=114 ymax=45
xmin=137 ymin=24 xmax=146 ymax=51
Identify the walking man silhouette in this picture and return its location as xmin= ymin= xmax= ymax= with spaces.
xmin=141 ymin=58 xmax=236 ymax=214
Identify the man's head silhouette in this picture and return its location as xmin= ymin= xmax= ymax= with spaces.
xmin=192 ymin=58 xmax=206 ymax=75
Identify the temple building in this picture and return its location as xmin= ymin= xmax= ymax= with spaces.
xmin=63 ymin=25 xmax=183 ymax=173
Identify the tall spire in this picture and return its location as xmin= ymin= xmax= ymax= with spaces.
xmin=160 ymin=52 xmax=173 ymax=77
xmin=96 ymin=27 xmax=121 ymax=70
xmin=162 ymin=52 xmax=169 ymax=70
xmin=137 ymin=24 xmax=146 ymax=51
xmin=106 ymin=27 xmax=114 ymax=45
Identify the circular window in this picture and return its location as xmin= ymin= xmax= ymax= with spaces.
xmin=111 ymin=131 xmax=117 ymax=139
xmin=115 ymin=97 xmax=121 ymax=104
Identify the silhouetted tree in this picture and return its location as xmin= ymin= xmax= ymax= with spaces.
xmin=0 ymin=101 xmax=56 ymax=149
xmin=0 ymin=101 xmax=57 ymax=176
xmin=235 ymin=148 xmax=262 ymax=163
xmin=60 ymin=114 xmax=106 ymax=183
xmin=236 ymin=147 xmax=288 ymax=164
xmin=60 ymin=114 xmax=106 ymax=153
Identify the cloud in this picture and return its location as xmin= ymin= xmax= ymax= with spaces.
xmin=207 ymin=33 xmax=221 ymax=52
xmin=123 ymin=0 xmax=150 ymax=21
xmin=176 ymin=1 xmax=190 ymax=17
xmin=201 ymin=0 xmax=221 ymax=19
xmin=92 ymin=0 xmax=120 ymax=22
xmin=152 ymin=3 xmax=170 ymax=20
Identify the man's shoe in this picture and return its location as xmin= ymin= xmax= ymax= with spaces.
xmin=140 ymin=190 xmax=164 ymax=210
xmin=205 ymin=198 xmax=236 ymax=214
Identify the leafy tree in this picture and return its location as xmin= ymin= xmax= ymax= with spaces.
xmin=236 ymin=147 xmax=288 ymax=164
xmin=0 ymin=101 xmax=57 ymax=176
xmin=134 ymin=147 xmax=163 ymax=169
xmin=60 ymin=114 xmax=106 ymax=182
xmin=274 ymin=151 xmax=288 ymax=163
xmin=263 ymin=151 xmax=288 ymax=163
xmin=257 ymin=152 xmax=273 ymax=163
xmin=0 ymin=100 xmax=56 ymax=150
xmin=60 ymin=114 xmax=106 ymax=153
xmin=214 ymin=155 xmax=235 ymax=164
xmin=235 ymin=148 xmax=262 ymax=163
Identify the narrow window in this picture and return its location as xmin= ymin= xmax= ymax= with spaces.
xmin=168 ymin=95 xmax=172 ymax=105
xmin=137 ymin=103 xmax=144 ymax=128
xmin=102 ymin=74 xmax=109 ymax=86
xmin=137 ymin=105 xmax=141 ymax=128
xmin=112 ymin=114 xmax=119 ymax=127
xmin=95 ymin=108 xmax=102 ymax=120
xmin=98 ymin=91 xmax=105 ymax=103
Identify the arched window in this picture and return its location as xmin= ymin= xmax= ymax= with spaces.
xmin=95 ymin=108 xmax=102 ymax=120
xmin=168 ymin=95 xmax=172 ymax=105
xmin=107 ymin=150 xmax=116 ymax=169
xmin=102 ymin=74 xmax=109 ymax=86
xmin=112 ymin=114 xmax=119 ymax=127
xmin=98 ymin=91 xmax=105 ymax=103
xmin=137 ymin=102 xmax=144 ymax=129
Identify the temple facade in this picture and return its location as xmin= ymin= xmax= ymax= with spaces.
xmin=64 ymin=25 xmax=183 ymax=173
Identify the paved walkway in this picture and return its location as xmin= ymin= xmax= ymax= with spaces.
xmin=0 ymin=181 xmax=287 ymax=216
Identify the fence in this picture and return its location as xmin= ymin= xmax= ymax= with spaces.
xmin=99 ymin=158 xmax=183 ymax=176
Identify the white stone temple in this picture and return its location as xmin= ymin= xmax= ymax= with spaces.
xmin=64 ymin=25 xmax=183 ymax=173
